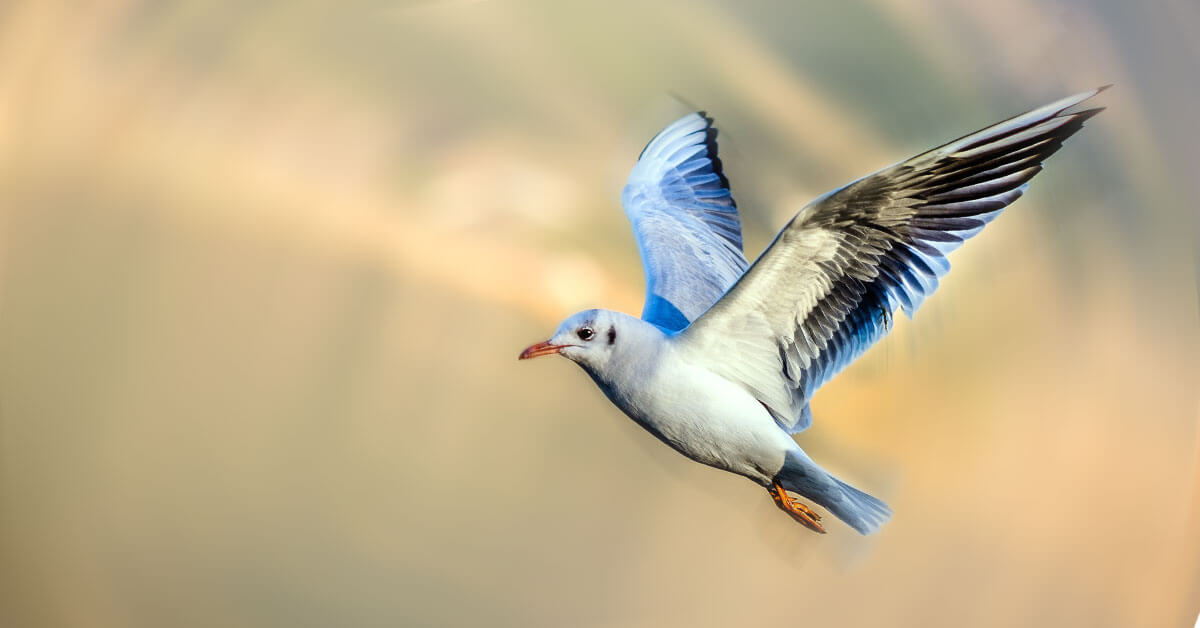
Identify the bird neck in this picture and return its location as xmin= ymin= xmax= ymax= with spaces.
xmin=581 ymin=314 xmax=669 ymax=401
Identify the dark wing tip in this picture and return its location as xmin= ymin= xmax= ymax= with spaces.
xmin=1048 ymin=107 xmax=1105 ymax=147
xmin=700 ymin=114 xmax=736 ymax=207
xmin=1068 ymin=106 xmax=1106 ymax=123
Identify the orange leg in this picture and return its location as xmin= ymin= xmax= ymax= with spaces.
xmin=769 ymin=482 xmax=826 ymax=534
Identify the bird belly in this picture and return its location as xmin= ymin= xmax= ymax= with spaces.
xmin=614 ymin=366 xmax=793 ymax=485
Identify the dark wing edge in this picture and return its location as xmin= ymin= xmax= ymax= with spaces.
xmin=682 ymin=87 xmax=1106 ymax=433
xmin=792 ymin=89 xmax=1106 ymax=399
xmin=622 ymin=113 xmax=749 ymax=331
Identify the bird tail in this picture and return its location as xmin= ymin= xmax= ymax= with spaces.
xmin=825 ymin=476 xmax=892 ymax=535
xmin=776 ymin=450 xmax=892 ymax=535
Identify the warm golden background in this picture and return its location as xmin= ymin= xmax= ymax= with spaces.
xmin=1 ymin=1 xmax=1197 ymax=626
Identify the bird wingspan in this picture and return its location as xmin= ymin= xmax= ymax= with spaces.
xmin=678 ymin=87 xmax=1106 ymax=433
xmin=622 ymin=113 xmax=749 ymax=332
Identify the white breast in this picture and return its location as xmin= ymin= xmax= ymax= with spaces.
xmin=615 ymin=354 xmax=795 ymax=485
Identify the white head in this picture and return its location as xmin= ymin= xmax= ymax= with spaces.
xmin=518 ymin=309 xmax=624 ymax=371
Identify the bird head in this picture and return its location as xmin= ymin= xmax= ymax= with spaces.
xmin=519 ymin=309 xmax=622 ymax=370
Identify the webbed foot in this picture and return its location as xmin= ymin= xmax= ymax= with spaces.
xmin=769 ymin=481 xmax=826 ymax=534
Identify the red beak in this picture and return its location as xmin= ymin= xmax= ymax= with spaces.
xmin=519 ymin=340 xmax=566 ymax=360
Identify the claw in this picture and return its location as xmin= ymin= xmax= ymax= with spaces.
xmin=769 ymin=482 xmax=826 ymax=533
xmin=794 ymin=501 xmax=822 ymax=520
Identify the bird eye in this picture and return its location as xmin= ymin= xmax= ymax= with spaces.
xmin=577 ymin=327 xmax=595 ymax=341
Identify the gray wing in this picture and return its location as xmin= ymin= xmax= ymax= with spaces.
xmin=679 ymin=87 xmax=1106 ymax=432
xmin=622 ymin=113 xmax=748 ymax=332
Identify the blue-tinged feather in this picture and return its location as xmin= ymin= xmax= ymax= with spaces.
xmin=622 ymin=113 xmax=747 ymax=332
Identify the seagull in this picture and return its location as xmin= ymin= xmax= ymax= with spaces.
xmin=520 ymin=87 xmax=1105 ymax=534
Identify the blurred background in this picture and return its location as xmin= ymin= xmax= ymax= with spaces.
xmin=0 ymin=1 xmax=1197 ymax=626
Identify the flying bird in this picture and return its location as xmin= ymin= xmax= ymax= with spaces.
xmin=520 ymin=88 xmax=1105 ymax=534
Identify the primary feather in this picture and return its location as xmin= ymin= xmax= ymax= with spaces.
xmin=678 ymin=87 xmax=1106 ymax=433
xmin=622 ymin=113 xmax=748 ymax=332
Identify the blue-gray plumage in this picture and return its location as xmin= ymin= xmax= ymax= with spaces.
xmin=521 ymin=87 xmax=1105 ymax=535
xmin=622 ymin=113 xmax=748 ymax=332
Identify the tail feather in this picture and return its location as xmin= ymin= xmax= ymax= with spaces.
xmin=775 ymin=450 xmax=892 ymax=535
xmin=827 ymin=476 xmax=892 ymax=535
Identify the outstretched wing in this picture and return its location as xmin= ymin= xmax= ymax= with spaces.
xmin=678 ymin=87 xmax=1106 ymax=432
xmin=622 ymin=113 xmax=748 ymax=332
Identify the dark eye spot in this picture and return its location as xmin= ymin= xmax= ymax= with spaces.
xmin=607 ymin=327 xmax=616 ymax=345
xmin=577 ymin=327 xmax=594 ymax=341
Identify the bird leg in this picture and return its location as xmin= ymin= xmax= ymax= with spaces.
xmin=769 ymin=482 xmax=826 ymax=533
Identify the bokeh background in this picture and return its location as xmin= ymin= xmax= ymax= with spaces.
xmin=1 ymin=1 xmax=1197 ymax=626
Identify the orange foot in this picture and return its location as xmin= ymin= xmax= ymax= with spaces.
xmin=769 ymin=482 xmax=826 ymax=534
